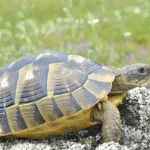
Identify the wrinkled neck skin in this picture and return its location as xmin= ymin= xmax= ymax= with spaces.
xmin=110 ymin=82 xmax=137 ymax=94
xmin=110 ymin=67 xmax=138 ymax=94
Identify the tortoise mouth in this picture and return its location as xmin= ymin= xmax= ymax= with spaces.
xmin=135 ymin=75 xmax=149 ymax=85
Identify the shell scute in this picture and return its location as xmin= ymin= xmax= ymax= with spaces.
xmin=54 ymin=93 xmax=81 ymax=116
xmin=72 ymin=87 xmax=98 ymax=109
xmin=7 ymin=106 xmax=27 ymax=132
xmin=17 ymin=64 xmax=48 ymax=104
xmin=8 ymin=55 xmax=38 ymax=71
xmin=0 ymin=73 xmax=17 ymax=108
xmin=34 ymin=52 xmax=68 ymax=65
xmin=0 ymin=108 xmax=10 ymax=135
xmin=19 ymin=103 xmax=45 ymax=128
xmin=37 ymin=97 xmax=63 ymax=122
xmin=84 ymin=80 xmax=112 ymax=100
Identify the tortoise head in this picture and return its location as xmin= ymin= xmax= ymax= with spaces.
xmin=111 ymin=63 xmax=150 ymax=93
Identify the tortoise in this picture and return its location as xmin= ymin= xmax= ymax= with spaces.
xmin=0 ymin=51 xmax=149 ymax=142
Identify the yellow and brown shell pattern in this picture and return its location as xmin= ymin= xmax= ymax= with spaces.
xmin=0 ymin=51 xmax=115 ymax=138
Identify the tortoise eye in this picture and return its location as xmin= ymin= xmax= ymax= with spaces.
xmin=138 ymin=67 xmax=145 ymax=74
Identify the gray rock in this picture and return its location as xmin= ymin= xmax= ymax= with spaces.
xmin=119 ymin=87 xmax=150 ymax=150
xmin=0 ymin=87 xmax=149 ymax=150
xmin=96 ymin=142 xmax=128 ymax=150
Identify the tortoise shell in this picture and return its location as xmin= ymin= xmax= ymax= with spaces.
xmin=0 ymin=51 xmax=115 ymax=138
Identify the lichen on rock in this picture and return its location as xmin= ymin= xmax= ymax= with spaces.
xmin=119 ymin=87 xmax=150 ymax=150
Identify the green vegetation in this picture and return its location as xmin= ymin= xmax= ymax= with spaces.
xmin=0 ymin=0 xmax=150 ymax=67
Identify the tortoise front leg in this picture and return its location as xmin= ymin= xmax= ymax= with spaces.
xmin=91 ymin=100 xmax=121 ymax=142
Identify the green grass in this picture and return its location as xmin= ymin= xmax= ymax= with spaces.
xmin=0 ymin=0 xmax=150 ymax=67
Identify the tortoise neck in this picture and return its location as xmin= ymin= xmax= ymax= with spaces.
xmin=110 ymin=82 xmax=137 ymax=94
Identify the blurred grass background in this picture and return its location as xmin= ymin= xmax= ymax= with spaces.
xmin=0 ymin=0 xmax=150 ymax=67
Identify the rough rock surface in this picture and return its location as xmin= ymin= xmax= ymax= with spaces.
xmin=0 ymin=87 xmax=149 ymax=150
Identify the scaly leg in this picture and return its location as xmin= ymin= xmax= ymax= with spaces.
xmin=91 ymin=100 xmax=121 ymax=142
